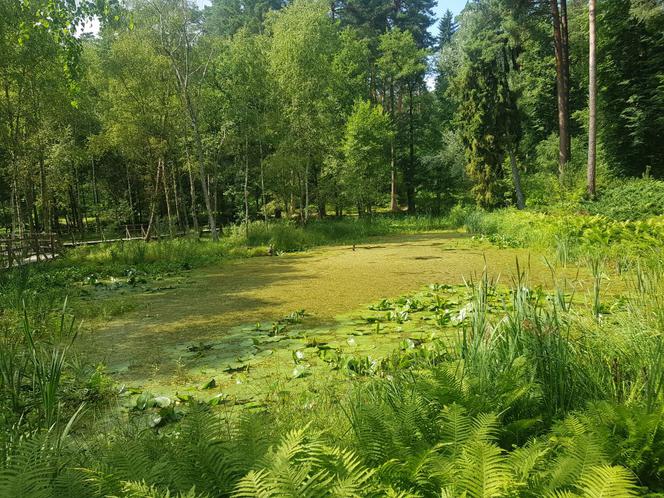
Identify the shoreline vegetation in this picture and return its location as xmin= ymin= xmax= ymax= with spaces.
xmin=2 ymin=208 xmax=664 ymax=496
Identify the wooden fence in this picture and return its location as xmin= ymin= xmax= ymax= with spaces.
xmin=1 ymin=223 xmax=189 ymax=268
xmin=0 ymin=233 xmax=62 ymax=269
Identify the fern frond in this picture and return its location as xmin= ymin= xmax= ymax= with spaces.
xmin=577 ymin=465 xmax=638 ymax=498
xmin=508 ymin=440 xmax=548 ymax=479
xmin=233 ymin=429 xmax=373 ymax=498
xmin=326 ymin=446 xmax=375 ymax=497
xmin=544 ymin=491 xmax=579 ymax=498
xmin=547 ymin=416 xmax=608 ymax=490
xmin=381 ymin=486 xmax=423 ymax=498
xmin=457 ymin=440 xmax=513 ymax=497
xmin=470 ymin=412 xmax=500 ymax=442
xmin=439 ymin=404 xmax=471 ymax=455
xmin=0 ymin=432 xmax=58 ymax=498
xmin=233 ymin=469 xmax=277 ymax=498
xmin=114 ymin=481 xmax=208 ymax=498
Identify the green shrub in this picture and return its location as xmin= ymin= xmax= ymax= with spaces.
xmin=583 ymin=177 xmax=664 ymax=220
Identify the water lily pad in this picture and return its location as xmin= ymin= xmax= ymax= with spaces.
xmin=208 ymin=393 xmax=227 ymax=406
xmin=201 ymin=378 xmax=216 ymax=389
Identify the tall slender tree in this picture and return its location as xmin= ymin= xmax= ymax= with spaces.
xmin=550 ymin=0 xmax=571 ymax=179
xmin=587 ymin=0 xmax=597 ymax=197
xmin=149 ymin=0 xmax=220 ymax=240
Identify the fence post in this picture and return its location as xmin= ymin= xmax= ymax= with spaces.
xmin=20 ymin=233 xmax=27 ymax=264
xmin=7 ymin=235 xmax=13 ymax=267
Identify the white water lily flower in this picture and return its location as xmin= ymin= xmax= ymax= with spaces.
xmin=295 ymin=350 xmax=305 ymax=360
xmin=153 ymin=396 xmax=171 ymax=408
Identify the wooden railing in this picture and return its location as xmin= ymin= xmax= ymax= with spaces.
xmin=1 ymin=223 xmax=190 ymax=268
xmin=61 ymin=224 xmax=170 ymax=247
xmin=0 ymin=233 xmax=62 ymax=269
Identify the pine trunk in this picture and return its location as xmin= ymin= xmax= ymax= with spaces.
xmin=550 ymin=0 xmax=571 ymax=179
xmin=587 ymin=0 xmax=597 ymax=198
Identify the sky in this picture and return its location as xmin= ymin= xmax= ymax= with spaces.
xmin=193 ymin=0 xmax=469 ymax=14
xmin=435 ymin=0 xmax=468 ymax=18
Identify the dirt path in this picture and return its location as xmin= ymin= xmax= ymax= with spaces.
xmin=85 ymin=232 xmax=573 ymax=385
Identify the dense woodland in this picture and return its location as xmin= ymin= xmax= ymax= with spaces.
xmin=2 ymin=0 xmax=662 ymax=239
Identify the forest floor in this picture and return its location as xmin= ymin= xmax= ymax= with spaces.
xmin=78 ymin=231 xmax=604 ymax=407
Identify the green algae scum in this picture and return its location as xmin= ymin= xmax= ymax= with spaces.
xmin=80 ymin=233 xmax=601 ymax=408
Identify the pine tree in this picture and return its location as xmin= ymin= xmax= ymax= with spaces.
xmin=438 ymin=9 xmax=457 ymax=48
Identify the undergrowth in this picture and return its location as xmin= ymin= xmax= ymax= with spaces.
xmin=464 ymin=208 xmax=664 ymax=268
xmin=2 ymin=254 xmax=664 ymax=496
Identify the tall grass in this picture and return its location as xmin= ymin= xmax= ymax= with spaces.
xmin=245 ymin=215 xmax=459 ymax=251
xmin=0 ymin=301 xmax=80 ymax=447
xmin=59 ymin=215 xmax=459 ymax=269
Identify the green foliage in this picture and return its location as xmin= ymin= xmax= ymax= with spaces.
xmin=464 ymin=207 xmax=664 ymax=266
xmin=583 ymin=178 xmax=664 ymax=221
xmin=452 ymin=0 xmax=520 ymax=209
xmin=233 ymin=428 xmax=374 ymax=497
xmin=244 ymin=216 xmax=459 ymax=251
xmin=598 ymin=0 xmax=664 ymax=177
xmin=340 ymin=101 xmax=393 ymax=213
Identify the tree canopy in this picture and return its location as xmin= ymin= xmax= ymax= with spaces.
xmin=1 ymin=0 xmax=663 ymax=235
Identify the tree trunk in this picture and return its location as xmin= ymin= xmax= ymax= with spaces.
xmin=39 ymin=154 xmax=50 ymax=233
xmin=91 ymin=157 xmax=101 ymax=237
xmin=389 ymin=79 xmax=399 ymax=212
xmin=171 ymin=163 xmax=183 ymax=231
xmin=126 ymin=164 xmax=135 ymax=225
xmin=145 ymin=158 xmax=162 ymax=242
xmin=289 ymin=169 xmax=295 ymax=217
xmin=390 ymin=142 xmax=398 ymax=212
xmin=244 ymin=134 xmax=250 ymax=238
xmin=10 ymin=177 xmax=19 ymax=235
xmin=550 ymin=0 xmax=571 ymax=179
xmin=304 ymin=161 xmax=310 ymax=223
xmin=561 ymin=0 xmax=571 ymax=162
xmin=509 ymin=149 xmax=526 ymax=210
xmin=191 ymin=112 xmax=219 ymax=241
xmin=259 ymin=139 xmax=267 ymax=222
xmin=407 ymin=82 xmax=416 ymax=214
xmin=186 ymin=155 xmax=199 ymax=233
xmin=161 ymin=159 xmax=174 ymax=237
xmin=587 ymin=0 xmax=597 ymax=198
